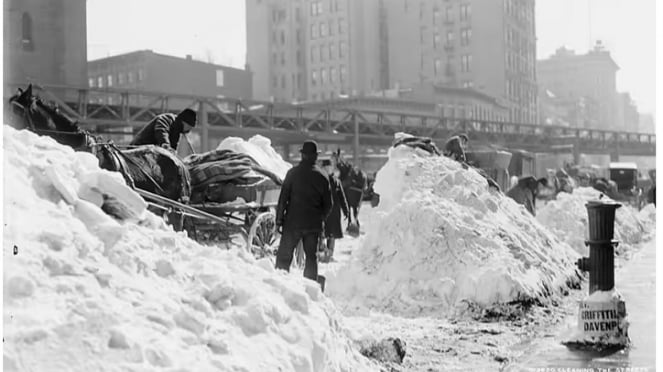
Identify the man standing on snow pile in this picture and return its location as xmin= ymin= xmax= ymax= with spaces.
xmin=321 ymin=159 xmax=350 ymax=263
xmin=130 ymin=108 xmax=197 ymax=152
xmin=443 ymin=133 xmax=469 ymax=162
xmin=275 ymin=140 xmax=333 ymax=282
xmin=506 ymin=176 xmax=548 ymax=216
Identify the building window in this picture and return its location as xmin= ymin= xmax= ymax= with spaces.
xmin=434 ymin=59 xmax=441 ymax=75
xmin=88 ymin=78 xmax=95 ymax=87
xmin=460 ymin=4 xmax=471 ymax=21
xmin=281 ymin=30 xmax=285 ymax=44
xmin=312 ymin=70 xmax=318 ymax=85
xmin=329 ymin=20 xmax=334 ymax=35
xmin=320 ymin=22 xmax=327 ymax=37
xmin=339 ymin=41 xmax=347 ymax=58
xmin=320 ymin=46 xmax=325 ymax=62
xmin=311 ymin=46 xmax=317 ymax=62
xmin=461 ymin=28 xmax=472 ymax=46
xmin=296 ymin=7 xmax=301 ymax=21
xmin=340 ymin=65 xmax=347 ymax=83
xmin=462 ymin=80 xmax=473 ymax=88
xmin=446 ymin=31 xmax=454 ymax=43
xmin=216 ymin=70 xmax=225 ymax=87
xmin=329 ymin=44 xmax=336 ymax=60
xmin=445 ymin=6 xmax=453 ymax=22
xmin=461 ymin=54 xmax=472 ymax=72
xmin=273 ymin=53 xmax=278 ymax=64
xmin=281 ymin=75 xmax=286 ymax=89
xmin=339 ymin=18 xmax=346 ymax=34
xmin=107 ymin=74 xmax=113 ymax=87
xmin=331 ymin=67 xmax=337 ymax=83
xmin=281 ymin=52 xmax=285 ymax=65
xmin=321 ymin=68 xmax=328 ymax=84
xmin=296 ymin=29 xmax=302 ymax=43
xmin=297 ymin=50 xmax=302 ymax=66
xmin=434 ymin=33 xmax=441 ymax=48
xmin=311 ymin=24 xmax=318 ymax=39
xmin=138 ymin=69 xmax=145 ymax=81
xmin=273 ymin=76 xmax=278 ymax=88
xmin=97 ymin=76 xmax=104 ymax=88
xmin=128 ymin=71 xmax=135 ymax=84
xmin=21 ymin=12 xmax=34 ymax=51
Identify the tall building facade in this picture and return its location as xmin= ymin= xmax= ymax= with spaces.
xmin=385 ymin=0 xmax=537 ymax=124
xmin=246 ymin=0 xmax=382 ymax=103
xmin=537 ymin=43 xmax=619 ymax=130
xmin=614 ymin=92 xmax=639 ymax=132
xmin=3 ymin=0 xmax=88 ymax=95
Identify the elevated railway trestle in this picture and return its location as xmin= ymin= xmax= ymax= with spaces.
xmin=4 ymin=83 xmax=655 ymax=164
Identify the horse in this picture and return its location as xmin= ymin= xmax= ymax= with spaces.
xmin=96 ymin=143 xmax=192 ymax=229
xmin=7 ymin=84 xmax=98 ymax=151
xmin=7 ymin=85 xmax=192 ymax=228
xmin=331 ymin=149 xmax=368 ymax=230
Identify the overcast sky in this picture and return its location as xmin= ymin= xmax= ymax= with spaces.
xmin=87 ymin=0 xmax=656 ymax=114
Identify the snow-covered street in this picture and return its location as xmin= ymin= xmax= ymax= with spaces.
xmin=3 ymin=127 xmax=656 ymax=371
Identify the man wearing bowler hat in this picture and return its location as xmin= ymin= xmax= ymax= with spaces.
xmin=275 ymin=140 xmax=333 ymax=282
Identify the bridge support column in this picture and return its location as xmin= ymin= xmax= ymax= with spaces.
xmin=353 ymin=112 xmax=360 ymax=166
xmin=610 ymin=151 xmax=620 ymax=162
xmin=199 ymin=101 xmax=209 ymax=152
xmin=283 ymin=144 xmax=291 ymax=162
xmin=573 ymin=141 xmax=581 ymax=165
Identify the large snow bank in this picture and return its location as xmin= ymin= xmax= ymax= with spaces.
xmin=327 ymin=143 xmax=581 ymax=317
xmin=3 ymin=126 xmax=376 ymax=372
xmin=536 ymin=187 xmax=649 ymax=255
xmin=217 ymin=135 xmax=292 ymax=180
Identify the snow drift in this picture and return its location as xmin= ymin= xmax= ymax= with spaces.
xmin=217 ymin=135 xmax=292 ymax=181
xmin=327 ymin=141 xmax=582 ymax=317
xmin=536 ymin=187 xmax=650 ymax=256
xmin=3 ymin=126 xmax=376 ymax=372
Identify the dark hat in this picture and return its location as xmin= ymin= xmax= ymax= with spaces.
xmin=300 ymin=140 xmax=321 ymax=155
xmin=458 ymin=133 xmax=469 ymax=141
xmin=321 ymin=159 xmax=332 ymax=166
xmin=177 ymin=108 xmax=197 ymax=126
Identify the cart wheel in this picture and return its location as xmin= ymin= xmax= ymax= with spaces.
xmin=247 ymin=211 xmax=280 ymax=258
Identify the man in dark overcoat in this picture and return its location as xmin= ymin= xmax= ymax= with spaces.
xmin=130 ymin=108 xmax=197 ymax=152
xmin=275 ymin=140 xmax=333 ymax=281
xmin=443 ymin=133 xmax=469 ymax=162
xmin=321 ymin=159 xmax=349 ymax=262
xmin=506 ymin=176 xmax=548 ymax=216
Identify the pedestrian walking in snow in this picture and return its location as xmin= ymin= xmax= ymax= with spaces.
xmin=443 ymin=133 xmax=469 ymax=162
xmin=275 ymin=140 xmax=333 ymax=282
xmin=506 ymin=176 xmax=548 ymax=216
xmin=130 ymin=108 xmax=197 ymax=152
xmin=321 ymin=159 xmax=350 ymax=262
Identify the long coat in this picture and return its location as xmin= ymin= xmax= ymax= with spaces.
xmin=276 ymin=159 xmax=333 ymax=232
xmin=325 ymin=175 xmax=349 ymax=238
xmin=443 ymin=136 xmax=466 ymax=162
xmin=130 ymin=113 xmax=184 ymax=150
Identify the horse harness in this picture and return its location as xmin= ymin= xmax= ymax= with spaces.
xmin=98 ymin=143 xmax=166 ymax=196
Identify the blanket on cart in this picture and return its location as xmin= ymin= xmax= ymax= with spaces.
xmin=185 ymin=149 xmax=283 ymax=189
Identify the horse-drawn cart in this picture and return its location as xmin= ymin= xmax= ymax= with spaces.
xmin=180 ymin=180 xmax=282 ymax=257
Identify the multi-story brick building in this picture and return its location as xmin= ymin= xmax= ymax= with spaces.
xmin=247 ymin=0 xmax=536 ymax=124
xmin=3 ymin=0 xmax=87 ymax=97
xmin=537 ymin=43 xmax=619 ymax=130
xmin=385 ymin=0 xmax=537 ymax=124
xmin=88 ymin=50 xmax=253 ymax=106
xmin=615 ymin=92 xmax=639 ymax=132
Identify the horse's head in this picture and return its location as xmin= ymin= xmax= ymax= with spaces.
xmin=7 ymin=85 xmax=36 ymax=129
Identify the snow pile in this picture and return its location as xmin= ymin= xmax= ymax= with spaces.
xmin=326 ymin=144 xmax=581 ymax=317
xmin=536 ymin=187 xmax=648 ymax=255
xmin=3 ymin=126 xmax=377 ymax=372
xmin=217 ymin=135 xmax=292 ymax=180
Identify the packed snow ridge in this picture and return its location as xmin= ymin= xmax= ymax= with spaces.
xmin=3 ymin=126 xmax=378 ymax=372
xmin=327 ymin=139 xmax=582 ymax=317
xmin=537 ymin=187 xmax=651 ymax=256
